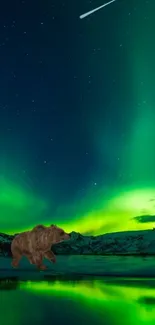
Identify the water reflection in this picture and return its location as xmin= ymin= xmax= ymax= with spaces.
xmin=1 ymin=278 xmax=155 ymax=325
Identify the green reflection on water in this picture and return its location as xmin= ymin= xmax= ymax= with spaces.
xmin=1 ymin=278 xmax=155 ymax=325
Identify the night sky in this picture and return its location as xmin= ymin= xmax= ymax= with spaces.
xmin=0 ymin=0 xmax=155 ymax=235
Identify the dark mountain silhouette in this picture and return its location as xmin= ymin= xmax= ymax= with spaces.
xmin=1 ymin=228 xmax=155 ymax=256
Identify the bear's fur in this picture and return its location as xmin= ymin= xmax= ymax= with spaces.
xmin=11 ymin=224 xmax=70 ymax=270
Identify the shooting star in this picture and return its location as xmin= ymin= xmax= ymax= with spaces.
xmin=79 ymin=0 xmax=116 ymax=19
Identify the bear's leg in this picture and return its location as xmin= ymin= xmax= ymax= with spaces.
xmin=33 ymin=252 xmax=47 ymax=270
xmin=11 ymin=247 xmax=22 ymax=268
xmin=44 ymin=251 xmax=56 ymax=263
xmin=24 ymin=253 xmax=36 ymax=265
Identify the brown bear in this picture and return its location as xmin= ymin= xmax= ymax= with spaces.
xmin=11 ymin=224 xmax=70 ymax=270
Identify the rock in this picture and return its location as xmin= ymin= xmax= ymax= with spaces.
xmin=1 ymin=229 xmax=155 ymax=257
xmin=0 ymin=233 xmax=14 ymax=257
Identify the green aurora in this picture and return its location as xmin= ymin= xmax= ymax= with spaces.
xmin=0 ymin=1 xmax=155 ymax=236
xmin=1 ymin=178 xmax=155 ymax=235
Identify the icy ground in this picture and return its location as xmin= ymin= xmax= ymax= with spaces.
xmin=1 ymin=255 xmax=155 ymax=279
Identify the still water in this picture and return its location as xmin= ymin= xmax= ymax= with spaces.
xmin=1 ymin=277 xmax=155 ymax=325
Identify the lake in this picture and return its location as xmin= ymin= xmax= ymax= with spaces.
xmin=1 ymin=277 xmax=155 ymax=325
xmin=1 ymin=255 xmax=155 ymax=325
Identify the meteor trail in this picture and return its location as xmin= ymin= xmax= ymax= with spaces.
xmin=79 ymin=0 xmax=116 ymax=19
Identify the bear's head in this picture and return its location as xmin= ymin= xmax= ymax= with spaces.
xmin=49 ymin=224 xmax=70 ymax=244
xmin=32 ymin=224 xmax=70 ymax=245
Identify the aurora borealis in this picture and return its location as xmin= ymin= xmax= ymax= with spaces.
xmin=0 ymin=0 xmax=155 ymax=235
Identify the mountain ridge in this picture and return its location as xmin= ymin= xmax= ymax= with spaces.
xmin=1 ymin=228 xmax=155 ymax=256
